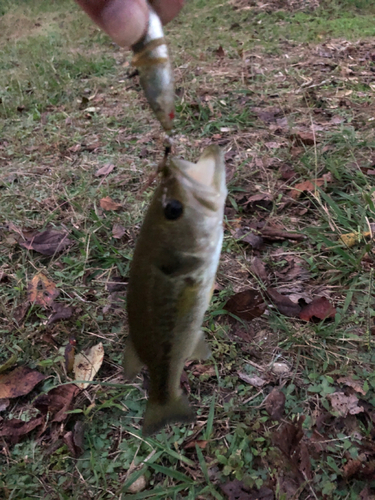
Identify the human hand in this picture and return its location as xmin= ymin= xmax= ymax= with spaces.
xmin=75 ymin=0 xmax=184 ymax=47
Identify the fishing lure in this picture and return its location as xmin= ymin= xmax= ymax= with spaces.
xmin=131 ymin=4 xmax=175 ymax=134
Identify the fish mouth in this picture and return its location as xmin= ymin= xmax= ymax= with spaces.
xmin=169 ymin=146 xmax=227 ymax=211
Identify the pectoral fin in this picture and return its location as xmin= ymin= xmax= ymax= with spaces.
xmin=190 ymin=332 xmax=211 ymax=360
xmin=123 ymin=337 xmax=144 ymax=380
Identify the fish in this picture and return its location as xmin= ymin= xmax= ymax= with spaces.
xmin=123 ymin=145 xmax=227 ymax=436
xmin=131 ymin=3 xmax=175 ymax=134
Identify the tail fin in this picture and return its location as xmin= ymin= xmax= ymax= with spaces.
xmin=142 ymin=395 xmax=195 ymax=437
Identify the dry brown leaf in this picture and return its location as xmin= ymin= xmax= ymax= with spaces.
xmin=264 ymin=389 xmax=286 ymax=421
xmin=299 ymin=296 xmax=336 ymax=321
xmin=64 ymin=338 xmax=77 ymax=373
xmin=220 ymin=480 xmax=274 ymax=500
xmin=95 ymin=163 xmax=115 ymax=177
xmin=327 ymin=392 xmax=364 ymax=417
xmin=48 ymin=302 xmax=73 ymax=324
xmin=112 ymin=223 xmax=126 ymax=239
xmin=238 ymin=372 xmax=266 ymax=387
xmin=183 ymin=439 xmax=209 ymax=450
xmin=34 ymin=384 xmax=78 ymax=423
xmin=106 ymin=276 xmax=127 ymax=292
xmin=0 ymin=416 xmax=45 ymax=443
xmin=73 ymin=343 xmax=104 ymax=389
xmin=0 ymin=366 xmax=45 ymax=399
xmin=340 ymin=231 xmax=371 ymax=248
xmin=234 ymin=228 xmax=264 ymax=249
xmin=64 ymin=420 xmax=85 ymax=458
xmin=272 ymin=416 xmax=305 ymax=456
xmin=290 ymin=130 xmax=316 ymax=146
xmin=266 ymin=287 xmax=301 ymax=317
xmin=225 ymin=289 xmax=266 ymax=321
xmin=290 ymin=172 xmax=332 ymax=199
xmin=215 ymin=45 xmax=225 ymax=58
xmin=27 ymin=272 xmax=59 ymax=307
xmin=19 ymin=229 xmax=72 ymax=255
xmin=250 ymin=257 xmax=268 ymax=283
xmin=337 ymin=376 xmax=367 ymax=395
xmin=192 ymin=364 xmax=216 ymax=377
xmin=13 ymin=301 xmax=30 ymax=325
xmin=100 ymin=196 xmax=122 ymax=211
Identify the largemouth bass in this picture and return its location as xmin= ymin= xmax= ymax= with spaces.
xmin=131 ymin=4 xmax=174 ymax=134
xmin=124 ymin=145 xmax=227 ymax=436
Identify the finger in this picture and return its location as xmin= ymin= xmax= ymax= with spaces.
xmin=150 ymin=0 xmax=184 ymax=25
xmin=75 ymin=0 xmax=149 ymax=47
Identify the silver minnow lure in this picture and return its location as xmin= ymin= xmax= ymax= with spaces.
xmin=131 ymin=4 xmax=175 ymax=134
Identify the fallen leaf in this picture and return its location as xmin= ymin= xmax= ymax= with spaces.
xmin=215 ymin=45 xmax=225 ymax=58
xmin=343 ymin=459 xmax=362 ymax=479
xmin=27 ymin=272 xmax=59 ymax=307
xmin=220 ymin=480 xmax=274 ymax=500
xmin=290 ymin=131 xmax=316 ymax=146
xmin=250 ymin=257 xmax=268 ymax=283
xmin=34 ymin=384 xmax=78 ymax=422
xmin=100 ymin=196 xmax=122 ymax=211
xmin=0 ymin=366 xmax=45 ymax=399
xmin=266 ymin=288 xmax=301 ymax=317
xmin=112 ymin=223 xmax=126 ymax=239
xmin=238 ymin=372 xmax=266 ymax=387
xmin=234 ymin=228 xmax=264 ymax=249
xmin=13 ymin=301 xmax=30 ymax=325
xmin=337 ymin=376 xmax=367 ymax=395
xmin=327 ymin=392 xmax=364 ymax=417
xmin=280 ymin=164 xmax=297 ymax=181
xmin=264 ymin=389 xmax=286 ymax=421
xmin=300 ymin=442 xmax=312 ymax=479
xmin=290 ymin=172 xmax=332 ymax=199
xmin=225 ymin=290 xmax=266 ymax=321
xmin=64 ymin=420 xmax=85 ymax=458
xmin=184 ymin=440 xmax=208 ymax=450
xmin=95 ymin=163 xmax=115 ymax=177
xmin=20 ymin=229 xmax=72 ymax=255
xmin=192 ymin=364 xmax=216 ymax=377
xmin=64 ymin=338 xmax=77 ymax=373
xmin=0 ymin=416 xmax=45 ymax=443
xmin=245 ymin=193 xmax=273 ymax=212
xmin=272 ymin=416 xmax=305 ymax=456
xmin=340 ymin=231 xmax=371 ymax=248
xmin=47 ymin=302 xmax=73 ymax=324
xmin=299 ymin=296 xmax=336 ymax=321
xmin=73 ymin=343 xmax=104 ymax=389
xmin=106 ymin=276 xmax=127 ymax=292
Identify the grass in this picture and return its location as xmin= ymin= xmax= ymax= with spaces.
xmin=1 ymin=0 xmax=375 ymax=498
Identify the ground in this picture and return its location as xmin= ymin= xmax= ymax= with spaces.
xmin=1 ymin=0 xmax=375 ymax=498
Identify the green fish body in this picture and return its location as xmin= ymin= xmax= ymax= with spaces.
xmin=124 ymin=146 xmax=227 ymax=436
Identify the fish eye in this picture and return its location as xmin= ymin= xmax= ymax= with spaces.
xmin=164 ymin=199 xmax=183 ymax=220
